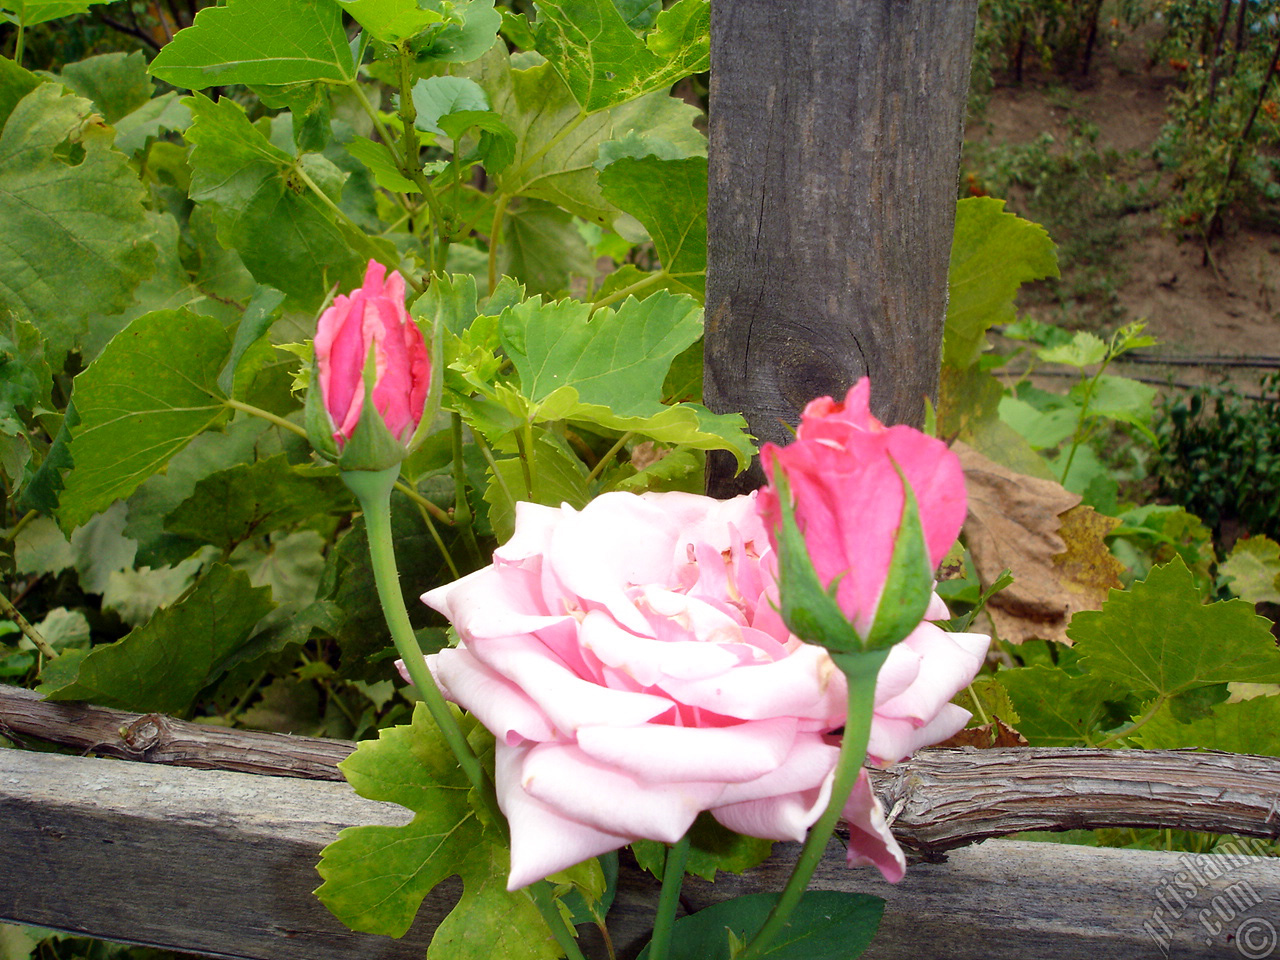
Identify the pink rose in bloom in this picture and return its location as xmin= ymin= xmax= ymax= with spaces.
xmin=757 ymin=378 xmax=968 ymax=634
xmin=414 ymin=490 xmax=987 ymax=890
xmin=314 ymin=260 xmax=430 ymax=448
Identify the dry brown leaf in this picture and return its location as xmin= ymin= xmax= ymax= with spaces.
xmin=937 ymin=717 xmax=1029 ymax=749
xmin=957 ymin=442 xmax=1120 ymax=644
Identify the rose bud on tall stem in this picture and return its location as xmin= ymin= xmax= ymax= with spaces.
xmin=305 ymin=260 xmax=433 ymax=473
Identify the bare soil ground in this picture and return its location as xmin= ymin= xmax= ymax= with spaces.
xmin=971 ymin=22 xmax=1280 ymax=393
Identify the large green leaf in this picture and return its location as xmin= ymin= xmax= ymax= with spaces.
xmin=0 ymin=83 xmax=155 ymax=362
xmin=996 ymin=665 xmax=1129 ymax=747
xmin=945 ymin=197 xmax=1058 ymax=370
xmin=497 ymin=199 xmax=597 ymax=297
xmin=149 ymin=0 xmax=356 ymax=88
xmin=0 ymin=0 xmax=111 ymax=27
xmin=599 ymin=155 xmax=706 ymax=297
xmin=469 ymin=45 xmax=704 ymax=228
xmin=631 ymin=813 xmax=772 ymax=883
xmin=0 ymin=55 xmax=41 ymax=128
xmin=184 ymin=93 xmax=383 ymax=305
xmin=164 ymin=455 xmax=352 ymax=551
xmin=316 ymin=707 xmax=561 ymax=960
xmin=1137 ymin=693 xmax=1280 ymax=757
xmin=534 ymin=0 xmax=709 ymax=113
xmin=337 ymin=0 xmax=443 ymax=43
xmin=494 ymin=382 xmax=754 ymax=471
xmin=484 ymin=430 xmax=591 ymax=543
xmin=636 ymin=891 xmax=883 ymax=960
xmin=59 ymin=51 xmax=153 ymax=124
xmin=500 ymin=291 xmax=702 ymax=413
xmin=58 ymin=309 xmax=232 ymax=533
xmin=39 ymin=564 xmax=274 ymax=713
xmin=1072 ymin=558 xmax=1280 ymax=699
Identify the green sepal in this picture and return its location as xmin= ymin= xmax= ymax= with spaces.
xmin=769 ymin=457 xmax=864 ymax=654
xmin=305 ymin=352 xmax=416 ymax=474
xmin=304 ymin=357 xmax=341 ymax=462
xmin=861 ymin=461 xmax=935 ymax=651
xmin=404 ymin=313 xmax=444 ymax=455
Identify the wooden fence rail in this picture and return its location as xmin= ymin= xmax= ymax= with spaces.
xmin=3 ymin=685 xmax=1279 ymax=959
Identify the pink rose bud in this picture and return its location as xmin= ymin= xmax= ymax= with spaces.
xmin=758 ymin=378 xmax=967 ymax=635
xmin=312 ymin=260 xmax=430 ymax=450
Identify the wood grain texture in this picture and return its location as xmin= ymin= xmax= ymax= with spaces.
xmin=704 ymin=0 xmax=978 ymax=496
xmin=0 ymin=683 xmax=353 ymax=780
xmin=3 ymin=750 xmax=1277 ymax=960
xmin=5 ymin=686 xmax=1280 ymax=847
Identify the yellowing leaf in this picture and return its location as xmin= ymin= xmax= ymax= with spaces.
xmin=1220 ymin=535 xmax=1280 ymax=605
xmin=959 ymin=442 xmax=1120 ymax=644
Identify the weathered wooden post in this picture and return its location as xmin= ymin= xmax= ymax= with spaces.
xmin=704 ymin=1 xmax=978 ymax=496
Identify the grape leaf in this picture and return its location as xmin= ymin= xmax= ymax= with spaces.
xmin=0 ymin=55 xmax=41 ymax=127
xmin=411 ymin=75 xmax=489 ymax=133
xmin=521 ymin=384 xmax=754 ymax=470
xmin=1071 ymin=374 xmax=1157 ymax=440
xmin=469 ymin=44 xmax=704 ymax=228
xmin=632 ymin=813 xmax=772 ymax=883
xmin=0 ymin=0 xmax=112 ymax=27
xmin=149 ymin=0 xmax=357 ymax=88
xmin=113 ymin=91 xmax=192 ymax=155
xmin=996 ymin=665 xmax=1129 ymax=747
xmin=484 ymin=430 xmax=591 ymax=543
xmin=497 ymin=199 xmax=597 ymax=297
xmin=316 ymin=706 xmax=561 ymax=960
xmin=184 ymin=93 xmax=384 ymax=305
xmin=58 ymin=51 xmax=153 ymax=124
xmin=636 ymin=891 xmax=883 ymax=960
xmin=164 ymin=455 xmax=352 ymax=551
xmin=0 ymin=83 xmax=155 ymax=363
xmin=337 ymin=0 xmax=443 ymax=43
xmin=533 ymin=0 xmax=709 ymax=114
xmin=599 ymin=155 xmax=706 ymax=297
xmin=1219 ymin=536 xmax=1280 ymax=606
xmin=1137 ymin=693 xmax=1280 ymax=757
xmin=58 ymin=308 xmax=232 ymax=534
xmin=39 ymin=564 xmax=274 ymax=713
xmin=1072 ymin=557 xmax=1280 ymax=699
xmin=946 ymin=197 xmax=1058 ymax=369
xmin=500 ymin=291 xmax=702 ymax=414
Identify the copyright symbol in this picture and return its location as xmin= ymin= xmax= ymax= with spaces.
xmin=1237 ymin=917 xmax=1277 ymax=959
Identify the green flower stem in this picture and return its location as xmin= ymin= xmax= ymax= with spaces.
xmin=225 ymin=399 xmax=454 ymax=526
xmin=342 ymin=466 xmax=495 ymax=815
xmin=13 ymin=20 xmax=24 ymax=66
xmin=739 ymin=650 xmax=888 ymax=960
xmin=528 ymin=880 xmax=591 ymax=960
xmin=648 ymin=832 xmax=692 ymax=960
xmin=347 ymin=466 xmax=588 ymax=960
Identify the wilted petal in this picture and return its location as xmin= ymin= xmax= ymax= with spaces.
xmin=842 ymin=770 xmax=906 ymax=882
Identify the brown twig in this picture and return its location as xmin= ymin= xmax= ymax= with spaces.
xmin=3 ymin=684 xmax=1279 ymax=850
